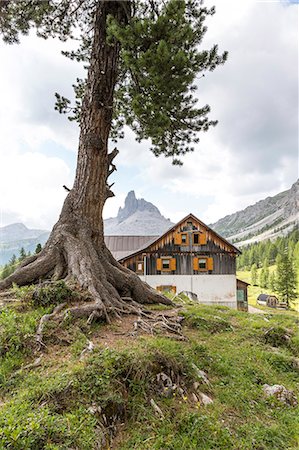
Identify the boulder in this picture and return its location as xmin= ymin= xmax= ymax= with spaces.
xmin=263 ymin=384 xmax=298 ymax=406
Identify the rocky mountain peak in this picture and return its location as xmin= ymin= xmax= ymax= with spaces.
xmin=117 ymin=191 xmax=161 ymax=223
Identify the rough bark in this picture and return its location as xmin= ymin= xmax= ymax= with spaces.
xmin=0 ymin=1 xmax=171 ymax=320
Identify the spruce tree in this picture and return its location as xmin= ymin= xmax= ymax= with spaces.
xmin=0 ymin=1 xmax=227 ymax=321
xmin=9 ymin=254 xmax=17 ymax=266
xmin=269 ymin=271 xmax=276 ymax=291
xmin=19 ymin=247 xmax=27 ymax=262
xmin=250 ymin=263 xmax=258 ymax=286
xmin=276 ymin=252 xmax=297 ymax=307
xmin=35 ymin=243 xmax=42 ymax=254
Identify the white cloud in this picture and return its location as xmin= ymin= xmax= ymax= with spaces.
xmin=0 ymin=150 xmax=72 ymax=228
xmin=0 ymin=2 xmax=297 ymax=229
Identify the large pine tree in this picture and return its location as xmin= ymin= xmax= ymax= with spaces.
xmin=276 ymin=252 xmax=297 ymax=307
xmin=0 ymin=0 xmax=227 ymax=321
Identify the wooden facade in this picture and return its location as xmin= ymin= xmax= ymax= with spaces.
xmin=120 ymin=214 xmax=241 ymax=276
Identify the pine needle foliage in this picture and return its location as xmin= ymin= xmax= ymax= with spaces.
xmin=0 ymin=0 xmax=227 ymax=165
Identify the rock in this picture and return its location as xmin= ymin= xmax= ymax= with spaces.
xmin=292 ymin=358 xmax=299 ymax=370
xmin=104 ymin=191 xmax=173 ymax=236
xmin=156 ymin=372 xmax=175 ymax=398
xmin=263 ymin=384 xmax=298 ymax=406
xmin=88 ymin=403 xmax=102 ymax=414
xmin=150 ymin=399 xmax=164 ymax=418
xmin=192 ymin=364 xmax=210 ymax=385
xmin=198 ymin=392 xmax=213 ymax=406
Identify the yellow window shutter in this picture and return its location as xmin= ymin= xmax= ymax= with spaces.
xmin=156 ymin=258 xmax=162 ymax=271
xmin=207 ymin=257 xmax=214 ymax=271
xmin=200 ymin=233 xmax=207 ymax=245
xmin=193 ymin=257 xmax=199 ymax=271
xmin=174 ymin=233 xmax=181 ymax=245
xmin=170 ymin=258 xmax=176 ymax=271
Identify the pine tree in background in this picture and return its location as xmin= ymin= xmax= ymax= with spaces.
xmin=259 ymin=259 xmax=269 ymax=288
xmin=9 ymin=254 xmax=17 ymax=266
xmin=35 ymin=244 xmax=42 ymax=254
xmin=19 ymin=247 xmax=27 ymax=262
xmin=250 ymin=263 xmax=258 ymax=286
xmin=269 ymin=271 xmax=276 ymax=291
xmin=275 ymin=252 xmax=297 ymax=307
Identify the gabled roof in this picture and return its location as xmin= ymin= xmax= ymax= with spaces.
xmin=237 ymin=278 xmax=250 ymax=286
xmin=119 ymin=213 xmax=241 ymax=262
xmin=257 ymin=294 xmax=269 ymax=301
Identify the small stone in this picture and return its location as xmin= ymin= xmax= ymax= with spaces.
xmin=193 ymin=381 xmax=200 ymax=390
xmin=192 ymin=364 xmax=210 ymax=385
xmin=263 ymin=384 xmax=298 ymax=406
xmin=87 ymin=403 xmax=102 ymax=414
xmin=198 ymin=392 xmax=213 ymax=406
xmin=192 ymin=393 xmax=198 ymax=403
xmin=292 ymin=358 xmax=299 ymax=370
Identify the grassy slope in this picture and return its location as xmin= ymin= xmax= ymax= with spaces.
xmin=0 ymin=299 xmax=298 ymax=449
xmin=237 ymin=265 xmax=299 ymax=312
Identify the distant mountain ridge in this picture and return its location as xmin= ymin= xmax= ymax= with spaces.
xmin=104 ymin=190 xmax=174 ymax=236
xmin=1 ymin=181 xmax=297 ymax=265
xmin=0 ymin=223 xmax=49 ymax=265
xmin=211 ymin=179 xmax=299 ymax=246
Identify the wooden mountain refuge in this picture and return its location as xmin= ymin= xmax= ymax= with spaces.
xmin=119 ymin=213 xmax=240 ymax=275
xmin=111 ymin=214 xmax=243 ymax=309
xmin=257 ymin=294 xmax=286 ymax=309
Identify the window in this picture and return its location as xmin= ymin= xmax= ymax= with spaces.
xmin=136 ymin=261 xmax=144 ymax=273
xmin=193 ymin=256 xmax=213 ymax=272
xmin=181 ymin=234 xmax=187 ymax=244
xmin=193 ymin=233 xmax=199 ymax=244
xmin=199 ymin=258 xmax=207 ymax=269
xmin=157 ymin=257 xmax=176 ymax=272
xmin=162 ymin=258 xmax=170 ymax=269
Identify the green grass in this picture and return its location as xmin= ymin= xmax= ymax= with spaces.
xmin=0 ymin=301 xmax=298 ymax=449
xmin=237 ymin=265 xmax=299 ymax=312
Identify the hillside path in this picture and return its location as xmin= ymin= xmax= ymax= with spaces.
xmin=248 ymin=305 xmax=267 ymax=314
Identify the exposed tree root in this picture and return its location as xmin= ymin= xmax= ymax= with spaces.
xmin=132 ymin=314 xmax=186 ymax=340
xmin=0 ymin=213 xmax=173 ymax=346
xmin=36 ymin=302 xmax=68 ymax=349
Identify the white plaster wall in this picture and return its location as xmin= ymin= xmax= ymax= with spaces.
xmin=139 ymin=275 xmax=237 ymax=309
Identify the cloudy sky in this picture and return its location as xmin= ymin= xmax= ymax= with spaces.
xmin=0 ymin=0 xmax=298 ymax=230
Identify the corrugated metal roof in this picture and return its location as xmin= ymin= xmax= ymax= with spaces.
xmin=104 ymin=235 xmax=159 ymax=261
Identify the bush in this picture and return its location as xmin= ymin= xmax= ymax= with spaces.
xmin=13 ymin=281 xmax=78 ymax=308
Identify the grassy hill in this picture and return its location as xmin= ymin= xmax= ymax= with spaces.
xmin=237 ymin=265 xmax=299 ymax=312
xmin=0 ymin=293 xmax=298 ymax=449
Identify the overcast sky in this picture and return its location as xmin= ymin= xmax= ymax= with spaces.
xmin=0 ymin=0 xmax=298 ymax=230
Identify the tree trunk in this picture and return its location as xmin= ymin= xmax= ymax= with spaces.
xmin=0 ymin=0 xmax=171 ymax=320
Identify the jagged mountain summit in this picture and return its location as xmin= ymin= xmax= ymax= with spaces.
xmin=104 ymin=191 xmax=174 ymax=236
xmin=1 ymin=181 xmax=297 ymax=265
xmin=211 ymin=179 xmax=299 ymax=246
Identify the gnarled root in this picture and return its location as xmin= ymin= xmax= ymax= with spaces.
xmin=0 ymin=219 xmax=173 ymax=346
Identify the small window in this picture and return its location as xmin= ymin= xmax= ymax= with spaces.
xmin=162 ymin=258 xmax=170 ymax=269
xmin=193 ymin=233 xmax=199 ymax=244
xmin=198 ymin=258 xmax=207 ymax=269
xmin=136 ymin=261 xmax=144 ymax=273
xmin=181 ymin=234 xmax=187 ymax=244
